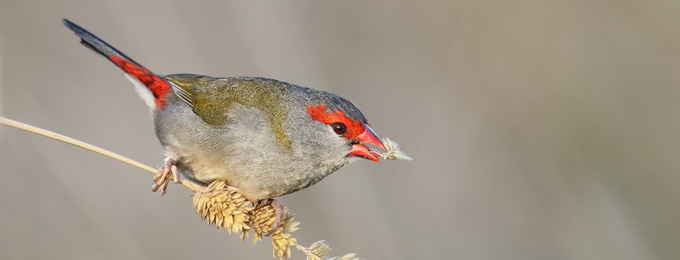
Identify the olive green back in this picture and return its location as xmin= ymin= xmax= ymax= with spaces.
xmin=164 ymin=74 xmax=292 ymax=149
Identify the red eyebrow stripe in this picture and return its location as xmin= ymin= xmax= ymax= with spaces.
xmin=111 ymin=56 xmax=171 ymax=108
xmin=306 ymin=104 xmax=365 ymax=139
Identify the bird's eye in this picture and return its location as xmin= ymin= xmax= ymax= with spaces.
xmin=331 ymin=122 xmax=347 ymax=135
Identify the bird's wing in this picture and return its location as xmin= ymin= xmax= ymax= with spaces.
xmin=163 ymin=74 xmax=291 ymax=128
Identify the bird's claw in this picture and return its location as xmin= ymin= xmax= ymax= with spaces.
xmin=257 ymin=199 xmax=287 ymax=236
xmin=152 ymin=158 xmax=179 ymax=195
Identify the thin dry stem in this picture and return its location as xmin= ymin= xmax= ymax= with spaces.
xmin=0 ymin=116 xmax=200 ymax=190
xmin=0 ymin=116 xmax=157 ymax=173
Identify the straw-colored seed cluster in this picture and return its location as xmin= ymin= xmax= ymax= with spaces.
xmin=250 ymin=201 xmax=277 ymax=242
xmin=379 ymin=137 xmax=412 ymax=161
xmin=191 ymin=181 xmax=358 ymax=260
xmin=192 ymin=181 xmax=252 ymax=234
xmin=270 ymin=215 xmax=299 ymax=258
xmin=296 ymin=240 xmax=360 ymax=260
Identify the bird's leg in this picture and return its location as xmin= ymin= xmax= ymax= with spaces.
xmin=151 ymin=157 xmax=179 ymax=195
xmin=256 ymin=199 xmax=288 ymax=236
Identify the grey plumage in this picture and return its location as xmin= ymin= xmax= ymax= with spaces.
xmin=156 ymin=75 xmax=362 ymax=200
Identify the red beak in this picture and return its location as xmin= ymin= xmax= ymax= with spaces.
xmin=348 ymin=124 xmax=385 ymax=162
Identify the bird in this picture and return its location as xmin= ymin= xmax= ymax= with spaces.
xmin=62 ymin=19 xmax=386 ymax=225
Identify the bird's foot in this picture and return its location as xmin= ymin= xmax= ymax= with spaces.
xmin=151 ymin=158 xmax=179 ymax=195
xmin=256 ymin=199 xmax=288 ymax=236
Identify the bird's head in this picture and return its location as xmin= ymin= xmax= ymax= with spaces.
xmin=305 ymin=104 xmax=385 ymax=162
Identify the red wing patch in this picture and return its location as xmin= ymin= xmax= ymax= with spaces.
xmin=111 ymin=56 xmax=171 ymax=108
xmin=306 ymin=104 xmax=365 ymax=140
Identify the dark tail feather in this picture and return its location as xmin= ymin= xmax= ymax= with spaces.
xmin=63 ymin=19 xmax=171 ymax=109
xmin=62 ymin=19 xmax=140 ymax=65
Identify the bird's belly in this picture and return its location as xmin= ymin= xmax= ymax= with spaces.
xmin=159 ymin=126 xmax=323 ymax=200
xmin=178 ymin=152 xmax=325 ymax=201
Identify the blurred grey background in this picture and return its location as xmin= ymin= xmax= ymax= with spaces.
xmin=1 ymin=1 xmax=679 ymax=259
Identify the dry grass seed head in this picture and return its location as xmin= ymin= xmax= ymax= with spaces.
xmin=270 ymin=213 xmax=299 ymax=259
xmin=380 ymin=137 xmax=412 ymax=161
xmin=250 ymin=202 xmax=277 ymax=243
xmin=192 ymin=181 xmax=252 ymax=234
xmin=297 ymin=240 xmax=360 ymax=260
